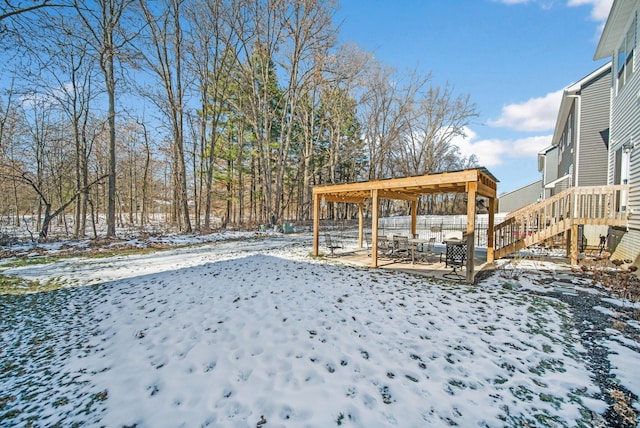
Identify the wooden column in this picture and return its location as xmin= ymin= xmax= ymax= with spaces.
xmin=371 ymin=189 xmax=379 ymax=268
xmin=358 ymin=202 xmax=364 ymax=249
xmin=410 ymin=199 xmax=417 ymax=237
xmin=487 ymin=197 xmax=495 ymax=262
xmin=466 ymin=182 xmax=477 ymax=283
xmin=313 ymin=193 xmax=320 ymax=256
xmin=570 ymin=224 xmax=579 ymax=265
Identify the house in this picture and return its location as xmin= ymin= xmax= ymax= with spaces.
xmin=543 ymin=63 xmax=613 ymax=247
xmin=594 ymin=0 xmax=640 ymax=263
xmin=538 ymin=145 xmax=559 ymax=199
xmin=498 ymin=180 xmax=542 ymax=213
xmin=500 ymin=62 xmax=610 ymax=218
xmin=546 ymin=63 xmax=612 ymax=196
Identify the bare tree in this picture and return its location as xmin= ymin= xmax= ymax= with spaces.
xmin=5 ymin=168 xmax=107 ymax=241
xmin=357 ymin=64 xmax=429 ymax=180
xmin=272 ymin=0 xmax=337 ymax=224
xmin=138 ymin=0 xmax=192 ymax=232
xmin=34 ymin=14 xmax=97 ymax=237
xmin=0 ymin=84 xmax=27 ymax=227
xmin=0 ymin=1 xmax=67 ymax=21
xmin=394 ymin=83 xmax=479 ymax=177
xmin=184 ymin=0 xmax=237 ymax=230
xmin=74 ymin=0 xmax=137 ymax=237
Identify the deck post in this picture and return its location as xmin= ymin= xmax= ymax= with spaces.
xmin=313 ymin=193 xmax=320 ymax=256
xmin=358 ymin=202 xmax=364 ymax=248
xmin=570 ymin=224 xmax=579 ymax=265
xmin=466 ymin=182 xmax=477 ymax=283
xmin=371 ymin=189 xmax=379 ymax=268
xmin=487 ymin=197 xmax=495 ymax=262
xmin=410 ymin=200 xmax=417 ymax=237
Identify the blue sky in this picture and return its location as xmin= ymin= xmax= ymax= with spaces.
xmin=335 ymin=0 xmax=613 ymax=194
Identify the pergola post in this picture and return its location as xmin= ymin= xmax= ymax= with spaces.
xmin=358 ymin=202 xmax=364 ymax=248
xmin=466 ymin=182 xmax=477 ymax=283
xmin=487 ymin=197 xmax=496 ymax=262
xmin=410 ymin=199 xmax=417 ymax=237
xmin=371 ymin=189 xmax=379 ymax=268
xmin=313 ymin=193 xmax=320 ymax=256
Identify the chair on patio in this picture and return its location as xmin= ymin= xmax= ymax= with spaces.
xmin=375 ymin=235 xmax=394 ymax=258
xmin=391 ymin=235 xmax=411 ymax=261
xmin=324 ymin=233 xmax=342 ymax=256
xmin=422 ymin=237 xmax=437 ymax=262
xmin=443 ymin=239 xmax=466 ymax=280
xmin=411 ymin=236 xmax=437 ymax=263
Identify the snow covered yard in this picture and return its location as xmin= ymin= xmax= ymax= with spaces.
xmin=0 ymin=234 xmax=638 ymax=427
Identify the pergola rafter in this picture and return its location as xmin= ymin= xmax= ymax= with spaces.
xmin=312 ymin=168 xmax=499 ymax=282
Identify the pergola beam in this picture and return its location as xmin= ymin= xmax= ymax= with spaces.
xmin=320 ymin=195 xmax=367 ymax=203
xmin=312 ymin=169 xmax=490 ymax=195
xmin=378 ymin=190 xmax=419 ymax=202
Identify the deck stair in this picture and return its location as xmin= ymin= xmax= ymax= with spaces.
xmin=493 ymin=185 xmax=629 ymax=261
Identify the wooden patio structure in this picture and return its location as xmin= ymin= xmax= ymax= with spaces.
xmin=312 ymin=168 xmax=499 ymax=282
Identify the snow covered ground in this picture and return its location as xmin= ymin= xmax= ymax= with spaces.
xmin=1 ymin=233 xmax=638 ymax=427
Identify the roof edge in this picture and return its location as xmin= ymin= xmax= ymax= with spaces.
xmin=551 ymin=62 xmax=612 ymax=146
xmin=594 ymin=0 xmax=638 ymax=60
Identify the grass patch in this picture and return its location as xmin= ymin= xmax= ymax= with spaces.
xmin=84 ymin=245 xmax=164 ymax=259
xmin=0 ymin=275 xmax=65 ymax=295
xmin=0 ymin=256 xmax=61 ymax=269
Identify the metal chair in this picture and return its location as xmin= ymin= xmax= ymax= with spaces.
xmin=422 ymin=237 xmax=437 ymax=262
xmin=392 ymin=235 xmax=411 ymax=261
xmin=443 ymin=239 xmax=466 ymax=280
xmin=324 ymin=233 xmax=342 ymax=256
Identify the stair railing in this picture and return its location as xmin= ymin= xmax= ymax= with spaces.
xmin=494 ymin=185 xmax=628 ymax=259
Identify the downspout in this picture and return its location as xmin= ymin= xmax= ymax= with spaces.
xmin=566 ymin=94 xmax=581 ymax=261
xmin=567 ymin=94 xmax=581 ymax=187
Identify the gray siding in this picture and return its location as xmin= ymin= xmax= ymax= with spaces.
xmin=498 ymin=180 xmax=542 ymax=213
xmin=608 ymin=6 xmax=640 ymax=263
xmin=576 ymin=68 xmax=610 ymax=186
xmin=543 ymin=148 xmax=558 ymax=199
xmin=557 ymin=110 xmax=575 ymax=183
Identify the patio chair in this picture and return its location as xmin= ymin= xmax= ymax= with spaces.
xmin=325 ymin=233 xmax=342 ymax=256
xmin=392 ymin=235 xmax=411 ymax=261
xmin=443 ymin=239 xmax=466 ymax=280
xmin=411 ymin=236 xmax=437 ymax=263
xmin=375 ymin=236 xmax=393 ymax=258
xmin=421 ymin=237 xmax=437 ymax=262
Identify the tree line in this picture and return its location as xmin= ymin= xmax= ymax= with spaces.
xmin=0 ymin=0 xmax=479 ymax=241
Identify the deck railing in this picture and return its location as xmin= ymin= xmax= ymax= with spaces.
xmin=494 ymin=185 xmax=629 ymax=259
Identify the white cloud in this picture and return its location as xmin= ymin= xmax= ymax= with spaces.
xmin=496 ymin=0 xmax=613 ymax=20
xmin=567 ymin=0 xmax=613 ymax=21
xmin=488 ymin=90 xmax=563 ymax=132
xmin=512 ymin=135 xmax=554 ymax=156
xmin=452 ymin=127 xmax=552 ymax=167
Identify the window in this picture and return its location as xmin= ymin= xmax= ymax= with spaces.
xmin=613 ymin=146 xmax=630 ymax=211
xmin=617 ymin=14 xmax=637 ymax=93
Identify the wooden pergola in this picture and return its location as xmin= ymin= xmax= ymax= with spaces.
xmin=312 ymin=168 xmax=499 ymax=282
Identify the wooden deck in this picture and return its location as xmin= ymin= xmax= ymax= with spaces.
xmin=494 ymin=185 xmax=629 ymax=263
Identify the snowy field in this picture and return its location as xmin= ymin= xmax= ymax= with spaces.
xmin=1 ymin=233 xmax=639 ymax=427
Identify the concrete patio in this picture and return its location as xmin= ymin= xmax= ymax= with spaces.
xmin=323 ymin=242 xmax=495 ymax=283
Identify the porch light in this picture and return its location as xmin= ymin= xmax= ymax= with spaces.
xmin=622 ymin=140 xmax=635 ymax=153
